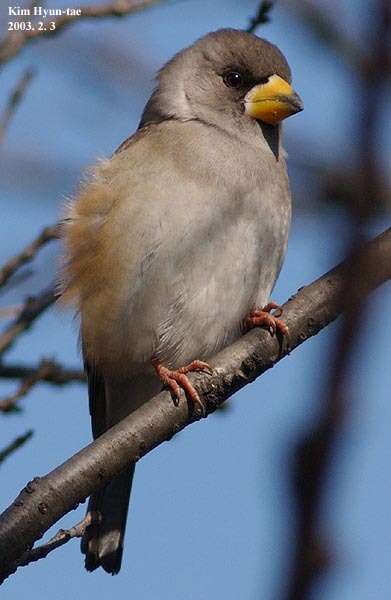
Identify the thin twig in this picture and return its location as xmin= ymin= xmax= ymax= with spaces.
xmin=247 ymin=0 xmax=275 ymax=33
xmin=0 ymin=69 xmax=34 ymax=143
xmin=0 ymin=0 xmax=163 ymax=68
xmin=0 ymin=430 xmax=33 ymax=467
xmin=0 ymin=224 xmax=59 ymax=290
xmin=0 ymin=360 xmax=85 ymax=384
xmin=0 ymin=228 xmax=389 ymax=584
xmin=0 ymin=288 xmax=56 ymax=358
xmin=14 ymin=512 xmax=98 ymax=570
xmin=0 ymin=359 xmax=74 ymax=413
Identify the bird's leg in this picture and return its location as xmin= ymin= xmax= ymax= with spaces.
xmin=245 ymin=302 xmax=288 ymax=336
xmin=152 ymin=358 xmax=213 ymax=418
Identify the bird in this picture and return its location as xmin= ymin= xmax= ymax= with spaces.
xmin=60 ymin=28 xmax=302 ymax=575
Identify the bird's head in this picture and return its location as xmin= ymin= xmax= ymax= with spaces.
xmin=140 ymin=28 xmax=303 ymax=138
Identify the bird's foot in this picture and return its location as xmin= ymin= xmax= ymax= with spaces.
xmin=152 ymin=358 xmax=213 ymax=418
xmin=245 ymin=302 xmax=288 ymax=336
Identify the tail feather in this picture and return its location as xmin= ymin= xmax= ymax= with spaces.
xmin=82 ymin=467 xmax=135 ymax=574
xmin=81 ymin=363 xmax=161 ymax=574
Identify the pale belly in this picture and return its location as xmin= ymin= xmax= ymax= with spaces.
xmin=82 ymin=198 xmax=290 ymax=375
xmin=152 ymin=212 xmax=286 ymax=368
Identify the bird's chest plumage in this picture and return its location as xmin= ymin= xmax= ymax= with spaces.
xmin=99 ymin=175 xmax=287 ymax=373
xmin=79 ymin=125 xmax=291 ymax=374
xmin=151 ymin=162 xmax=291 ymax=368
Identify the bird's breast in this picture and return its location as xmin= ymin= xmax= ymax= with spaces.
xmin=80 ymin=129 xmax=291 ymax=375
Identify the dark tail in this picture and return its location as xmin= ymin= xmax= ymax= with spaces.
xmin=81 ymin=358 xmax=161 ymax=574
xmin=81 ymin=465 xmax=135 ymax=574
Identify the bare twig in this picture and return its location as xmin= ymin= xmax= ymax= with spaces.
xmin=12 ymin=512 xmax=97 ymax=570
xmin=0 ymin=360 xmax=85 ymax=384
xmin=0 ymin=69 xmax=34 ymax=143
xmin=0 ymin=228 xmax=389 ymax=583
xmin=0 ymin=226 xmax=59 ymax=365
xmin=0 ymin=430 xmax=33 ymax=467
xmin=0 ymin=0 xmax=163 ymax=68
xmin=247 ymin=1 xmax=275 ymax=33
xmin=0 ymin=224 xmax=59 ymax=290
xmin=0 ymin=359 xmax=78 ymax=413
xmin=0 ymin=288 xmax=56 ymax=358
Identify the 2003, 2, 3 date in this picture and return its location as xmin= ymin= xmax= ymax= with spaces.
xmin=8 ymin=21 xmax=56 ymax=31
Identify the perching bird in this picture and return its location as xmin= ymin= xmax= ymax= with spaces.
xmin=61 ymin=28 xmax=302 ymax=574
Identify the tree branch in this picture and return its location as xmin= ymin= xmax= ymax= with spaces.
xmin=285 ymin=5 xmax=391 ymax=596
xmin=0 ymin=228 xmax=389 ymax=583
xmin=0 ymin=359 xmax=84 ymax=413
xmin=0 ymin=69 xmax=34 ymax=143
xmin=0 ymin=360 xmax=85 ymax=384
xmin=0 ymin=430 xmax=33 ymax=467
xmin=0 ymin=288 xmax=56 ymax=358
xmin=0 ymin=0 xmax=163 ymax=68
xmin=247 ymin=1 xmax=275 ymax=33
xmin=0 ymin=224 xmax=58 ymax=290
xmin=0 ymin=224 xmax=59 ymax=287
xmin=10 ymin=512 xmax=97 ymax=571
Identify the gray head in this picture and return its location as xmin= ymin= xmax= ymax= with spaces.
xmin=140 ymin=29 xmax=302 ymax=138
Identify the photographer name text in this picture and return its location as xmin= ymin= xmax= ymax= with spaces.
xmin=8 ymin=6 xmax=81 ymax=17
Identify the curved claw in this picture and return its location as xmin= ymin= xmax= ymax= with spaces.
xmin=152 ymin=358 xmax=212 ymax=418
xmin=246 ymin=302 xmax=288 ymax=337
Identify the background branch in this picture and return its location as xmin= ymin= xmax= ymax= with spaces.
xmin=285 ymin=3 xmax=391 ymax=596
xmin=0 ymin=430 xmax=33 ymax=467
xmin=0 ymin=224 xmax=58 ymax=290
xmin=0 ymin=359 xmax=83 ymax=413
xmin=0 ymin=288 xmax=56 ymax=358
xmin=0 ymin=228 xmax=389 ymax=584
xmin=0 ymin=360 xmax=85 ymax=384
xmin=247 ymin=0 xmax=275 ymax=33
xmin=0 ymin=69 xmax=34 ymax=143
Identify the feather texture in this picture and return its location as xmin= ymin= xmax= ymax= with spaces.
xmin=60 ymin=28 xmax=296 ymax=574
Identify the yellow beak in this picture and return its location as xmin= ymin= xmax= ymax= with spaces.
xmin=244 ymin=74 xmax=303 ymax=125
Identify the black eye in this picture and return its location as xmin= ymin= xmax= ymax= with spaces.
xmin=223 ymin=71 xmax=244 ymax=88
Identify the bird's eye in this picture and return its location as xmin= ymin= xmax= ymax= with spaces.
xmin=223 ymin=71 xmax=244 ymax=88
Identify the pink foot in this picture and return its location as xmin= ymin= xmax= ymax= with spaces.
xmin=152 ymin=358 xmax=213 ymax=417
xmin=245 ymin=302 xmax=288 ymax=337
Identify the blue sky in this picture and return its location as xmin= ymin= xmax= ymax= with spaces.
xmin=0 ymin=1 xmax=390 ymax=599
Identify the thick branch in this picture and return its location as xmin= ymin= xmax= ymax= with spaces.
xmin=0 ymin=229 xmax=389 ymax=583
xmin=0 ymin=0 xmax=163 ymax=67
